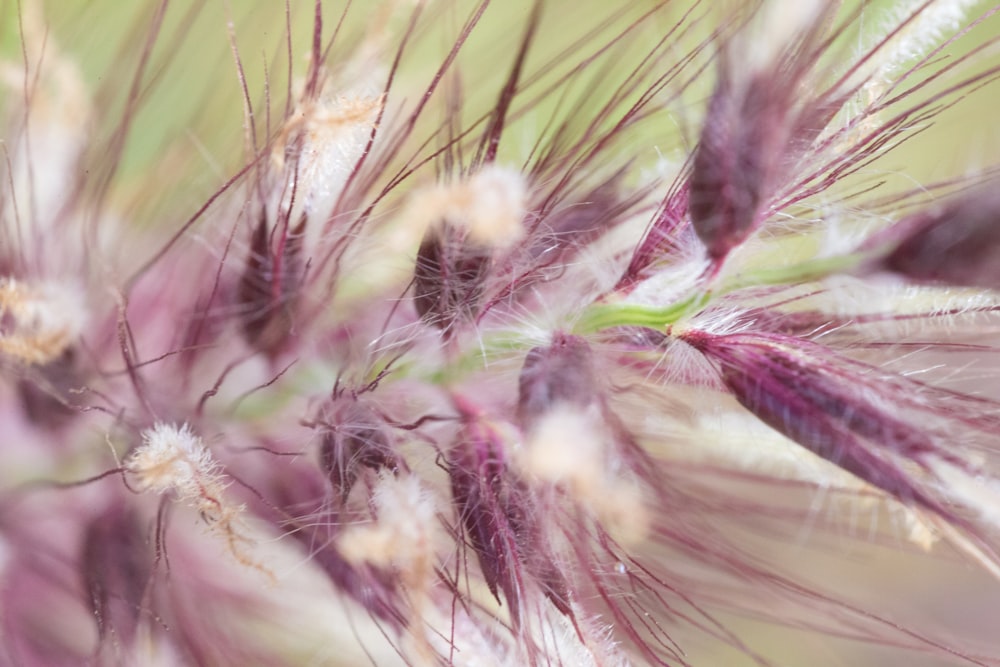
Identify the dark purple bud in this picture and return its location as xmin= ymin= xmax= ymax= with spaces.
xmin=448 ymin=417 xmax=525 ymax=626
xmin=81 ymin=505 xmax=151 ymax=647
xmin=237 ymin=211 xmax=305 ymax=354
xmin=875 ymin=190 xmax=1000 ymax=288
xmin=689 ymin=69 xmax=796 ymax=262
xmin=688 ymin=4 xmax=842 ymax=264
xmin=18 ymin=347 xmax=83 ymax=428
xmin=319 ymin=401 xmax=398 ymax=503
xmin=413 ymin=224 xmax=491 ymax=333
xmin=682 ymin=330 xmax=961 ymax=516
xmin=517 ymin=333 xmax=597 ymax=427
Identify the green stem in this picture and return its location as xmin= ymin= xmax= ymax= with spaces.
xmin=717 ymin=253 xmax=867 ymax=293
xmin=574 ymin=292 xmax=711 ymax=334
xmin=574 ymin=252 xmax=871 ymax=335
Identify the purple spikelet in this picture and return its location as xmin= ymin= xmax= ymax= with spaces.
xmin=689 ymin=8 xmax=840 ymax=264
xmin=517 ymin=332 xmax=597 ymax=424
xmin=413 ymin=223 xmax=492 ymax=333
xmin=237 ymin=211 xmax=306 ymax=355
xmin=871 ymin=187 xmax=1000 ymax=288
xmin=318 ymin=398 xmax=398 ymax=504
xmin=681 ymin=328 xmax=1000 ymax=570
xmin=447 ymin=410 xmax=526 ymax=626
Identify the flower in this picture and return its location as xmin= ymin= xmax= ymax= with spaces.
xmin=4 ymin=0 xmax=1000 ymax=665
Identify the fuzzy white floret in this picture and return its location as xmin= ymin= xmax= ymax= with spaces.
xmin=520 ymin=405 xmax=649 ymax=545
xmin=271 ymin=91 xmax=383 ymax=250
xmin=128 ymin=423 xmax=268 ymax=574
xmin=339 ymin=472 xmax=439 ymax=576
xmin=127 ymin=423 xmax=219 ymax=498
xmin=521 ymin=404 xmax=605 ymax=489
xmin=405 ymin=164 xmax=528 ymax=248
xmin=0 ymin=279 xmax=87 ymax=364
xmin=293 ymin=95 xmax=381 ymax=208
xmin=461 ymin=166 xmax=529 ymax=247
xmin=868 ymin=0 xmax=980 ymax=82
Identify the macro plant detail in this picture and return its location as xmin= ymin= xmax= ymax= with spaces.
xmin=4 ymin=0 xmax=1000 ymax=665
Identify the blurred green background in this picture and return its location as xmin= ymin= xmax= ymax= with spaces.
xmin=3 ymin=0 xmax=998 ymax=224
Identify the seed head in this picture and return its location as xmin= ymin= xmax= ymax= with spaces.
xmin=681 ymin=328 xmax=1000 ymax=569
xmin=870 ymin=186 xmax=1000 ymax=288
xmin=688 ymin=2 xmax=838 ymax=264
xmin=126 ymin=423 xmax=220 ymax=497
xmin=126 ymin=423 xmax=264 ymax=574
xmin=318 ymin=398 xmax=398 ymax=503
xmin=237 ymin=211 xmax=306 ymax=355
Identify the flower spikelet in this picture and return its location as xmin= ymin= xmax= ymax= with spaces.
xmin=271 ymin=85 xmax=384 ymax=227
xmin=868 ymin=186 xmax=1000 ymax=288
xmin=126 ymin=423 xmax=262 ymax=574
xmin=407 ymin=165 xmax=528 ymax=248
xmin=127 ymin=423 xmax=221 ymax=499
xmin=681 ymin=327 xmax=1000 ymax=572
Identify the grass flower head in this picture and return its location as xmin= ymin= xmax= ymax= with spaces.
xmin=5 ymin=1 xmax=1000 ymax=665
